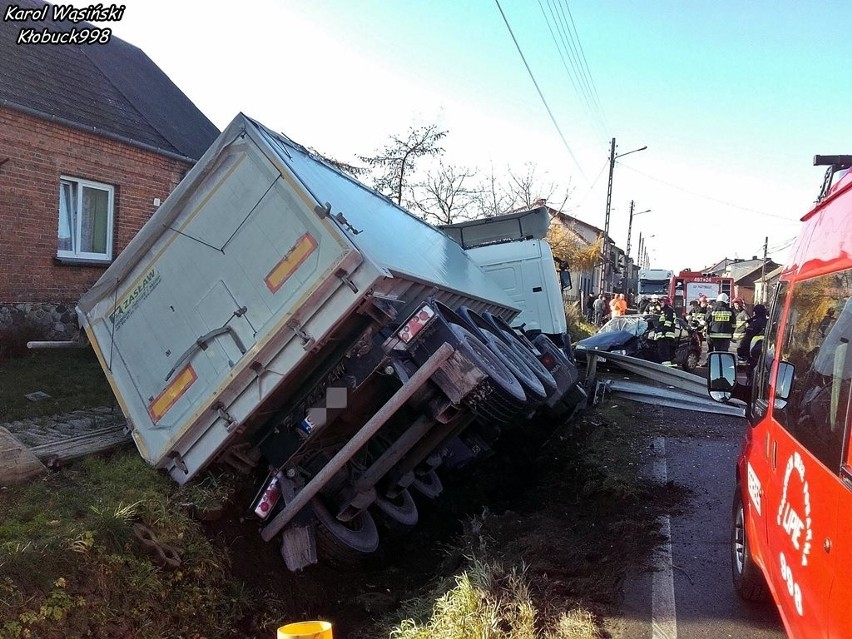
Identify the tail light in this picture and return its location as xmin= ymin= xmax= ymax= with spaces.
xmin=253 ymin=473 xmax=283 ymax=519
xmin=539 ymin=353 xmax=556 ymax=369
xmin=398 ymin=304 xmax=436 ymax=343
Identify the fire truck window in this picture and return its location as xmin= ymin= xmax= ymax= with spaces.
xmin=775 ymin=270 xmax=852 ymax=473
xmin=755 ymin=281 xmax=787 ymax=409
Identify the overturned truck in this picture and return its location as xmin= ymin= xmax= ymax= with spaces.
xmin=76 ymin=114 xmax=581 ymax=570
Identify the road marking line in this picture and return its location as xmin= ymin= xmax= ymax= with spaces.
xmin=652 ymin=436 xmax=677 ymax=639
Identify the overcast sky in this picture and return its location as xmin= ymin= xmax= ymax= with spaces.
xmin=103 ymin=0 xmax=850 ymax=271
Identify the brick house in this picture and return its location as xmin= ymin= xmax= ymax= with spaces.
xmin=0 ymin=0 xmax=219 ymax=339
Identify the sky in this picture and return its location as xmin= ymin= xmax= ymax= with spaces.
xmin=100 ymin=0 xmax=851 ymax=272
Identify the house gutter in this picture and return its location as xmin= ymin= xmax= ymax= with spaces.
xmin=1 ymin=99 xmax=198 ymax=164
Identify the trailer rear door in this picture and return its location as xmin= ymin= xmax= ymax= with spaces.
xmin=78 ymin=119 xmax=360 ymax=471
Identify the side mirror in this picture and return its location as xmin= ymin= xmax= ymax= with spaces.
xmin=559 ymin=270 xmax=571 ymax=290
xmin=775 ymin=360 xmax=795 ymax=401
xmin=707 ymin=351 xmax=737 ymax=402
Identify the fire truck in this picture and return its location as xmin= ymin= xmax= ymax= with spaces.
xmin=669 ymin=270 xmax=734 ymax=317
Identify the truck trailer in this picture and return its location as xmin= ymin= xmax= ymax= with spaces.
xmin=75 ymin=114 xmax=580 ymax=571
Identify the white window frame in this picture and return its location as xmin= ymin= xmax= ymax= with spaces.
xmin=57 ymin=176 xmax=115 ymax=263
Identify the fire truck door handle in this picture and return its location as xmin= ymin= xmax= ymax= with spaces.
xmin=771 ymin=440 xmax=777 ymax=470
xmin=824 ymin=538 xmax=832 ymax=553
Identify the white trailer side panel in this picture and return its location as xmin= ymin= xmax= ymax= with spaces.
xmin=77 ymin=114 xmax=519 ymax=481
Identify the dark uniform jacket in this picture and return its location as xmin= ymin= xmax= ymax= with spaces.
xmin=655 ymin=305 xmax=676 ymax=339
xmin=706 ymin=302 xmax=734 ymax=339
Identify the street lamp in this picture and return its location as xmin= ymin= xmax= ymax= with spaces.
xmin=601 ymin=138 xmax=647 ymax=292
xmin=625 ymin=200 xmax=651 ymax=260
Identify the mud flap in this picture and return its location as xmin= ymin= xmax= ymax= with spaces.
xmin=280 ymin=524 xmax=318 ymax=572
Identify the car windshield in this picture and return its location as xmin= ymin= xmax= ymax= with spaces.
xmin=599 ymin=316 xmax=649 ymax=337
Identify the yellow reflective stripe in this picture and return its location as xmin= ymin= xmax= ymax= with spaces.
xmin=265 ymin=233 xmax=318 ymax=293
xmin=149 ymin=365 xmax=197 ymax=422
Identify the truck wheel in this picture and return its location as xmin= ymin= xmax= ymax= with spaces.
xmin=478 ymin=311 xmax=521 ymax=342
xmin=500 ymin=331 xmax=558 ymax=396
xmin=374 ymin=488 xmax=419 ymax=532
xmin=448 ymin=324 xmax=526 ymax=406
xmin=484 ymin=335 xmax=547 ymax=401
xmin=312 ymin=497 xmax=379 ymax=566
xmin=683 ymin=351 xmax=700 ymax=372
xmin=456 ymin=306 xmax=556 ymax=397
xmin=731 ymin=488 xmax=768 ymax=601
xmin=410 ymin=469 xmax=443 ymax=499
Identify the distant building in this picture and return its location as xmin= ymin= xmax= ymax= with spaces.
xmin=703 ymin=257 xmax=782 ymax=306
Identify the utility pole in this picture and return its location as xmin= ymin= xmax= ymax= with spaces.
xmin=637 ymin=231 xmax=643 ymax=268
xmin=625 ymin=200 xmax=635 ymax=259
xmin=600 ymin=137 xmax=616 ymax=294
xmin=759 ymin=236 xmax=768 ymax=303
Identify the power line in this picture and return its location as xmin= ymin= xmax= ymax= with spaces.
xmin=619 ymin=163 xmax=800 ymax=221
xmin=537 ymin=0 xmax=600 ymax=141
xmin=559 ymin=0 xmax=609 ymax=133
xmin=551 ymin=0 xmax=607 ymax=135
xmin=494 ymin=0 xmax=586 ymax=180
xmin=538 ymin=0 xmax=607 ymax=143
xmin=571 ymin=158 xmax=609 ymax=209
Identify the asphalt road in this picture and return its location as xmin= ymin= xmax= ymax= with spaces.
xmin=608 ymin=405 xmax=786 ymax=639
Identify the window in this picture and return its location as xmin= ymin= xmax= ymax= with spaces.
xmin=754 ymin=281 xmax=787 ymax=418
xmin=774 ymin=270 xmax=852 ymax=472
xmin=57 ymin=176 xmax=114 ymax=262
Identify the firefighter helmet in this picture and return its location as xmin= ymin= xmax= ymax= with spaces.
xmin=717 ymin=293 xmax=730 ymax=303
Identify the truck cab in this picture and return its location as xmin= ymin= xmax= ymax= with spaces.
xmin=440 ymin=207 xmax=570 ymax=350
xmin=707 ymin=156 xmax=852 ymax=638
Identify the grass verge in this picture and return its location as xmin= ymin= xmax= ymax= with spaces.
xmin=0 ymin=348 xmax=114 ymax=422
xmin=0 ymin=451 xmax=242 ymax=639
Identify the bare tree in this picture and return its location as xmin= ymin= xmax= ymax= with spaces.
xmin=411 ymin=162 xmax=479 ymax=225
xmin=310 ymin=149 xmax=367 ymax=178
xmin=506 ymin=163 xmax=557 ymax=209
xmin=360 ymin=124 xmax=447 ymax=205
xmin=472 ymin=164 xmax=515 ymax=218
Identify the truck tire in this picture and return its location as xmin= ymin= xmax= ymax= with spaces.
xmin=447 ymin=324 xmax=528 ymax=417
xmin=731 ymin=488 xmax=768 ymax=602
xmin=456 ymin=306 xmax=557 ymax=398
xmin=374 ymin=488 xmax=419 ymax=531
xmin=410 ymin=469 xmax=443 ymax=499
xmin=500 ymin=332 xmax=558 ymax=396
xmin=312 ymin=497 xmax=379 ymax=566
xmin=481 ymin=311 xmax=538 ymax=352
xmin=482 ymin=333 xmax=548 ymax=402
xmin=450 ymin=318 xmax=545 ymax=403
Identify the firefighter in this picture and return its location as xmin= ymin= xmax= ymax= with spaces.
xmin=689 ymin=295 xmax=709 ymax=329
xmin=655 ymin=295 xmax=677 ymax=365
xmin=706 ymin=293 xmax=735 ymax=353
xmin=648 ymin=294 xmax=662 ymax=316
xmin=737 ymin=304 xmax=768 ymax=383
xmin=732 ymin=297 xmax=749 ymax=343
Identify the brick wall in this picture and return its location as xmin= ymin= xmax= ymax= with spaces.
xmin=0 ymin=107 xmax=192 ymax=305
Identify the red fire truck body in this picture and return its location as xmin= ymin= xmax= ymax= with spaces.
xmin=669 ymin=270 xmax=734 ymax=317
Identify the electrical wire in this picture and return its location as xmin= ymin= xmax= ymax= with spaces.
xmin=537 ymin=0 xmax=595 ymax=138
xmin=551 ymin=0 xmax=608 ymax=135
xmin=619 ymin=163 xmax=800 ymax=221
xmin=559 ymin=0 xmax=609 ymax=133
xmin=538 ymin=0 xmax=607 ymax=143
xmin=494 ymin=0 xmax=586 ymax=180
xmin=569 ymin=158 xmax=609 ymax=210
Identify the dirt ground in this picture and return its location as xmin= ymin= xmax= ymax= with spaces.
xmin=203 ymin=399 xmax=689 ymax=638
